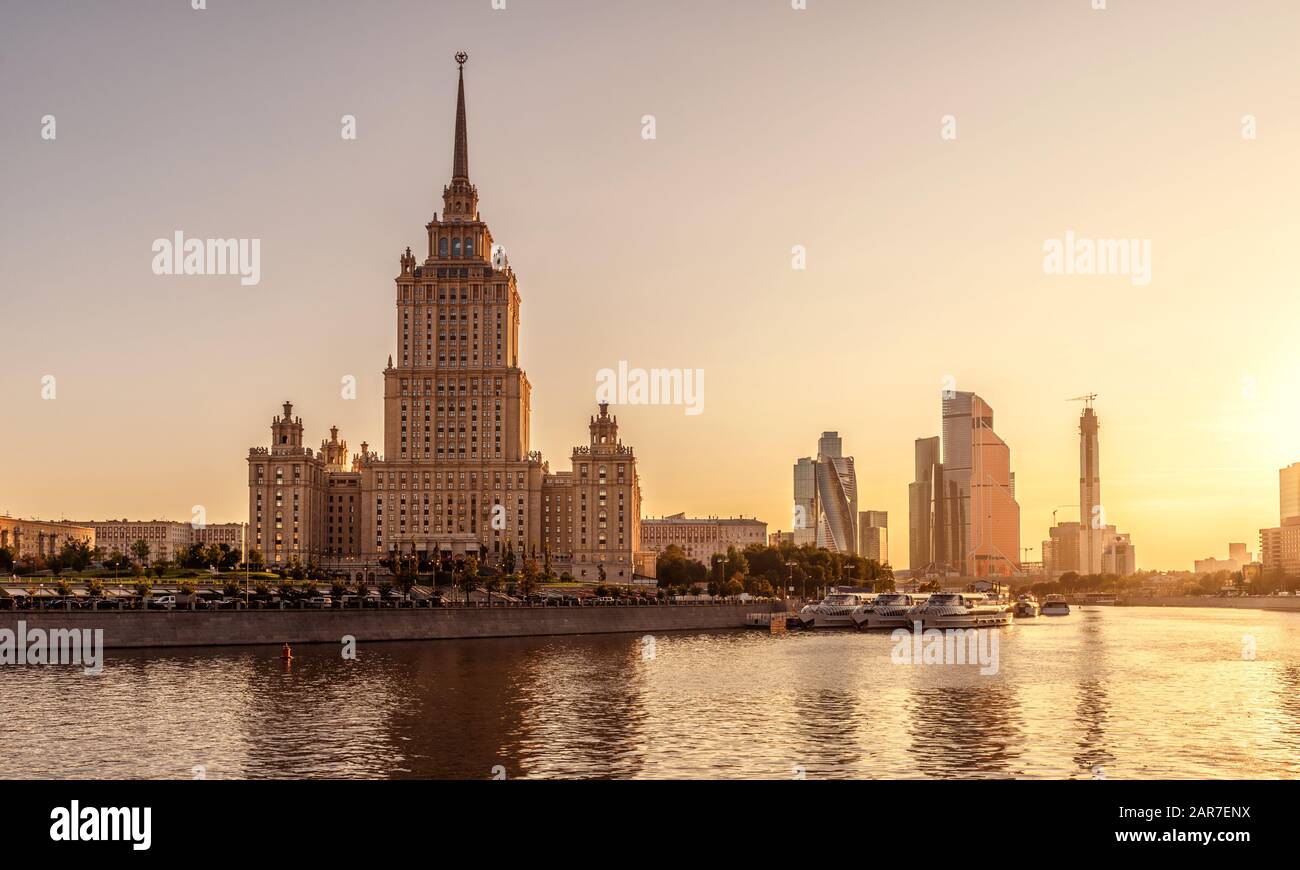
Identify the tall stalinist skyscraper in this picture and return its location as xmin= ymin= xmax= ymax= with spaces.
xmin=247 ymin=56 xmax=646 ymax=583
xmin=369 ymin=51 xmax=545 ymax=564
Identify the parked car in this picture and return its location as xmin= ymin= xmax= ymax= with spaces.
xmin=306 ymin=596 xmax=333 ymax=609
xmin=149 ymin=595 xmax=177 ymax=610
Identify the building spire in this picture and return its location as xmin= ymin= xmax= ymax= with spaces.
xmin=441 ymin=52 xmax=478 ymax=220
xmin=452 ymin=52 xmax=469 ymax=182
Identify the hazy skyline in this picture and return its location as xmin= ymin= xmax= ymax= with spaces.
xmin=4 ymin=1 xmax=1300 ymax=570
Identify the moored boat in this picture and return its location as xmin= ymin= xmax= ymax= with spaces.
xmin=1013 ymin=593 xmax=1038 ymax=618
xmin=1041 ymin=594 xmax=1070 ymax=616
xmin=905 ymin=592 xmax=1013 ymax=630
xmin=851 ymin=592 xmax=928 ymax=629
xmin=797 ymin=592 xmax=875 ymax=628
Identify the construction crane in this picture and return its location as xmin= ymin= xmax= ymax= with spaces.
xmin=1067 ymin=392 xmax=1098 ymax=408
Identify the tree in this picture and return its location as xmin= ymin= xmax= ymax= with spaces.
xmin=790 ymin=564 xmax=809 ymax=598
xmin=391 ymin=545 xmax=419 ymax=594
xmin=104 ymin=549 xmax=128 ymax=576
xmin=220 ymin=547 xmax=241 ymax=571
xmin=248 ymin=548 xmax=265 ymax=571
xmin=520 ymin=559 xmax=540 ymax=598
xmin=723 ymin=546 xmax=748 ymax=582
xmin=484 ymin=571 xmax=502 ymax=604
xmin=152 ymin=560 xmax=169 ymax=579
xmin=130 ymin=539 xmax=151 ymax=568
xmin=59 ymin=539 xmax=94 ymax=573
xmin=462 ymin=555 xmax=480 ymax=603
xmin=656 ymin=544 xmax=708 ymax=589
xmin=0 ymin=545 xmax=13 ymax=573
xmin=502 ymin=545 xmax=516 ymax=576
xmin=47 ymin=554 xmax=65 ymax=576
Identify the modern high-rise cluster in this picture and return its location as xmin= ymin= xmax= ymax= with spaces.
xmin=909 ymin=391 xmax=1021 ymax=577
xmin=245 ymin=58 xmax=648 ymax=583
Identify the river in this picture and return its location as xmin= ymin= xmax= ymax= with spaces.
xmin=2 ymin=606 xmax=1298 ymax=778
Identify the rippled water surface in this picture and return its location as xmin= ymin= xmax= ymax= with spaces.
xmin=3 ymin=606 xmax=1299 ymax=779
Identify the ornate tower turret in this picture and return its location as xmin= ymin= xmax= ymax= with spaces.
xmin=589 ymin=401 xmax=620 ymax=450
xmin=322 ymin=425 xmax=349 ymax=471
xmin=271 ymin=400 xmax=304 ymax=449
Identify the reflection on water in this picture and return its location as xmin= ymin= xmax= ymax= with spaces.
xmin=2 ymin=607 xmax=1300 ymax=779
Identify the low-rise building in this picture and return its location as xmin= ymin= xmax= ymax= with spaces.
xmin=192 ymin=522 xmax=247 ymax=551
xmin=768 ymin=530 xmax=794 ymax=547
xmin=79 ymin=520 xmax=194 ymax=563
xmin=1194 ymin=556 xmax=1241 ymax=574
xmin=640 ymin=513 xmax=767 ymax=563
xmin=0 ymin=516 xmax=96 ymax=561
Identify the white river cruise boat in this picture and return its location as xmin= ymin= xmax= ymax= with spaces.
xmin=851 ymin=592 xmax=928 ymax=630
xmin=1013 ymin=594 xmax=1039 ymax=618
xmin=905 ymin=592 xmax=1014 ymax=630
xmin=1040 ymin=594 xmax=1070 ymax=616
xmin=797 ymin=592 xmax=876 ymax=629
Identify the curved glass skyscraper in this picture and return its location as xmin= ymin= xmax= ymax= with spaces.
xmin=815 ymin=432 xmax=857 ymax=554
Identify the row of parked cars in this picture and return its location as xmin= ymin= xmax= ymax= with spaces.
xmin=525 ymin=593 xmax=663 ymax=607
xmin=4 ymin=590 xmax=735 ymax=611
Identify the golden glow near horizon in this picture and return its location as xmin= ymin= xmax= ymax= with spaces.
xmin=2 ymin=2 xmax=1297 ymax=570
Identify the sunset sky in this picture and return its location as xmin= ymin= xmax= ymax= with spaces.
xmin=3 ymin=0 xmax=1299 ymax=570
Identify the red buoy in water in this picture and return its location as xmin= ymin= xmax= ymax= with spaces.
xmin=280 ymin=643 xmax=293 ymax=660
